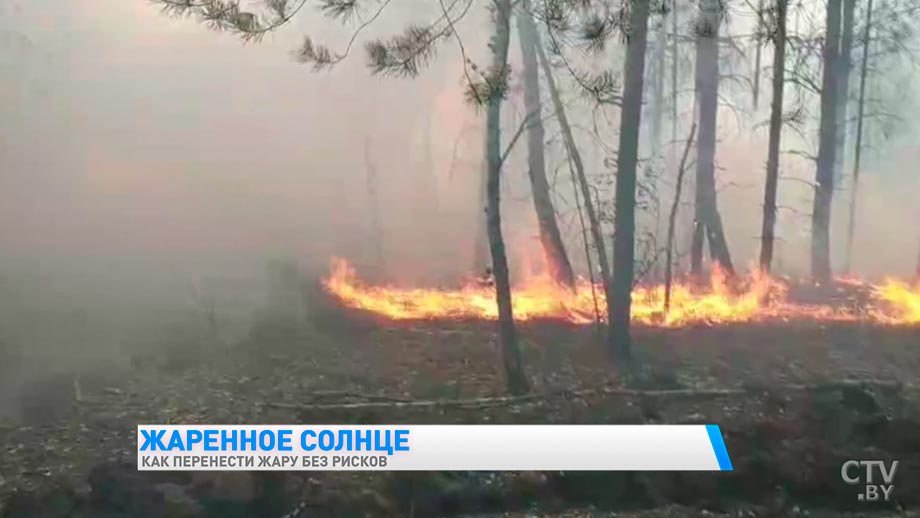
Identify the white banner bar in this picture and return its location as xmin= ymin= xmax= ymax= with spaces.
xmin=137 ymin=424 xmax=733 ymax=471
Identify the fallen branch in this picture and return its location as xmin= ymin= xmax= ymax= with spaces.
xmin=266 ymin=379 xmax=908 ymax=412
xmin=301 ymin=390 xmax=413 ymax=403
xmin=498 ymin=109 xmax=538 ymax=169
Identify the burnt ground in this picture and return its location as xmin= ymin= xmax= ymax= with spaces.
xmin=1 ymin=292 xmax=919 ymax=518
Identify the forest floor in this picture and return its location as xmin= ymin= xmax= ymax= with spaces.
xmin=1 ymin=289 xmax=919 ymax=517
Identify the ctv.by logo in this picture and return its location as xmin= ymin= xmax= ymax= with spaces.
xmin=841 ymin=460 xmax=899 ymax=502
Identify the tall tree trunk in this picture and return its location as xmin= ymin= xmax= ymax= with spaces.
xmin=487 ymin=0 xmax=529 ymax=395
xmin=690 ymin=0 xmax=735 ymax=277
xmin=759 ymin=0 xmax=787 ymax=273
xmin=811 ymin=0 xmax=843 ymax=284
xmin=517 ymin=3 xmax=576 ymax=290
xmin=534 ymin=31 xmax=612 ymax=301
xmin=473 ymin=154 xmax=490 ymax=272
xmin=834 ymin=0 xmax=856 ymax=180
xmin=649 ymin=14 xmax=667 ymax=154
xmin=650 ymin=9 xmax=668 ymax=270
xmin=607 ymin=0 xmax=651 ymax=366
xmin=845 ymin=0 xmax=872 ymax=274
xmin=671 ymin=0 xmax=679 ymax=163
xmin=671 ymin=0 xmax=685 ymax=273
xmin=752 ymin=0 xmax=765 ymax=110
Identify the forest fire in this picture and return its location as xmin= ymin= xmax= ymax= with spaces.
xmin=323 ymin=258 xmax=920 ymax=327
xmin=871 ymin=279 xmax=920 ymax=324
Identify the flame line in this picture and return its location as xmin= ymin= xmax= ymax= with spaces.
xmin=323 ymin=259 xmax=920 ymax=327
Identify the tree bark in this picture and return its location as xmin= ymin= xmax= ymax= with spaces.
xmin=844 ymin=0 xmax=872 ymax=274
xmin=487 ymin=0 xmax=530 ymax=395
xmin=811 ymin=0 xmax=843 ymax=284
xmin=533 ymin=26 xmax=611 ymax=300
xmin=759 ymin=0 xmax=787 ymax=274
xmin=607 ymin=0 xmax=651 ymax=366
xmin=690 ymin=0 xmax=735 ymax=277
xmin=516 ymin=2 xmax=576 ymax=290
xmin=834 ymin=0 xmax=856 ymax=180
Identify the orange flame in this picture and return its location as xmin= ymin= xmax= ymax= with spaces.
xmin=871 ymin=279 xmax=920 ymax=324
xmin=322 ymin=258 xmax=920 ymax=327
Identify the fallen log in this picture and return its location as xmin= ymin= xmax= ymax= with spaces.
xmin=266 ymin=379 xmax=907 ymax=412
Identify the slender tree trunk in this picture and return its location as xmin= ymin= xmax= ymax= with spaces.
xmin=568 ymin=157 xmax=602 ymax=326
xmin=607 ymin=0 xmax=651 ymax=366
xmin=671 ymin=0 xmax=679 ymax=161
xmin=535 ymin=49 xmax=604 ymax=328
xmin=811 ymin=0 xmax=843 ymax=284
xmin=752 ymin=0 xmax=764 ymax=110
xmin=650 ymin=14 xmax=668 ymax=154
xmin=665 ymin=123 xmax=696 ymax=314
xmin=534 ymin=30 xmax=611 ymax=300
xmin=691 ymin=0 xmax=735 ymax=277
xmin=759 ymin=0 xmax=787 ymax=274
xmin=650 ymin=10 xmax=668 ymax=271
xmin=473 ymin=151 xmax=491 ymax=272
xmin=487 ymin=0 xmax=529 ymax=395
xmin=845 ymin=0 xmax=872 ymax=274
xmin=671 ymin=0 xmax=685 ymax=274
xmin=834 ymin=0 xmax=856 ymax=180
xmin=569 ymin=159 xmax=602 ymax=325
xmin=517 ymin=3 xmax=576 ymax=289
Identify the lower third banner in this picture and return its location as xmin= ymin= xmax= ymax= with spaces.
xmin=137 ymin=424 xmax=733 ymax=471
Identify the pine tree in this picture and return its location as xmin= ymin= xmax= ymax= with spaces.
xmin=516 ymin=0 xmax=577 ymax=289
xmin=608 ymin=0 xmax=652 ymax=366
xmin=690 ymin=0 xmax=735 ymax=277
xmin=811 ymin=0 xmax=844 ymax=283
xmin=759 ymin=0 xmax=788 ymax=273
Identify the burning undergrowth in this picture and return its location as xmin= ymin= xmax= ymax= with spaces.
xmin=322 ymin=258 xmax=920 ymax=327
